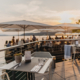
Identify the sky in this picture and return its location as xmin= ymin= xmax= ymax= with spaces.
xmin=0 ymin=0 xmax=80 ymax=34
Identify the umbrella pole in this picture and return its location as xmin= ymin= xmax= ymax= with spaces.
xmin=18 ymin=31 xmax=19 ymax=40
xmin=24 ymin=25 xmax=25 ymax=40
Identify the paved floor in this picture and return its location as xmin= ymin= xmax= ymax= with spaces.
xmin=0 ymin=69 xmax=2 ymax=80
xmin=35 ymin=59 xmax=80 ymax=80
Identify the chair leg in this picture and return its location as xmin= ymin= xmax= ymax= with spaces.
xmin=72 ymin=53 xmax=75 ymax=66
xmin=48 ymin=62 xmax=52 ymax=80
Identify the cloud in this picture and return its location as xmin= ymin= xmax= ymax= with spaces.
xmin=59 ymin=10 xmax=80 ymax=23
xmin=1 ymin=0 xmax=80 ymax=35
xmin=11 ymin=0 xmax=41 ymax=13
xmin=39 ymin=10 xmax=80 ymax=25
xmin=0 ymin=0 xmax=80 ymax=26
xmin=0 ymin=0 xmax=42 ymax=22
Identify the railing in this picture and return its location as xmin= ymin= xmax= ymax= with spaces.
xmin=0 ymin=39 xmax=78 ymax=51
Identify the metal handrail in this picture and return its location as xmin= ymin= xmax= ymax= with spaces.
xmin=0 ymin=39 xmax=78 ymax=52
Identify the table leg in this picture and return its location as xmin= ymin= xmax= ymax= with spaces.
xmin=33 ymin=73 xmax=35 ymax=80
xmin=73 ymin=52 xmax=75 ymax=65
xmin=26 ymin=72 xmax=27 ymax=80
xmin=12 ymin=71 xmax=15 ymax=80
xmin=72 ymin=46 xmax=76 ymax=65
xmin=49 ymin=62 xmax=52 ymax=80
xmin=31 ymin=73 xmax=33 ymax=80
xmin=28 ymin=73 xmax=31 ymax=80
xmin=26 ymin=72 xmax=35 ymax=80
xmin=49 ymin=69 xmax=51 ymax=80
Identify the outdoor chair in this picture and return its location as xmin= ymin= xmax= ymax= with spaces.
xmin=1 ymin=70 xmax=34 ymax=80
xmin=0 ymin=70 xmax=10 ymax=80
xmin=71 ymin=46 xmax=78 ymax=64
xmin=73 ymin=46 xmax=80 ymax=61
xmin=5 ymin=50 xmax=14 ymax=63
xmin=31 ymin=52 xmax=52 ymax=58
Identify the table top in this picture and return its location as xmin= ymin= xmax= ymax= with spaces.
xmin=0 ymin=57 xmax=52 ymax=74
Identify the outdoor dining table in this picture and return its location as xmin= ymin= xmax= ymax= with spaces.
xmin=0 ymin=57 xmax=53 ymax=80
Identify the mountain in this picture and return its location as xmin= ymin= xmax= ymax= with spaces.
xmin=21 ymin=32 xmax=56 ymax=36
xmin=0 ymin=33 xmax=19 ymax=36
xmin=0 ymin=33 xmax=8 ymax=36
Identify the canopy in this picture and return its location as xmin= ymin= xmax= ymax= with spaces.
xmin=0 ymin=20 xmax=52 ymax=39
xmin=1 ymin=28 xmax=22 ymax=39
xmin=0 ymin=20 xmax=51 ymax=26
xmin=65 ymin=33 xmax=72 ymax=36
xmin=1 ymin=28 xmax=41 ymax=39
xmin=1 ymin=28 xmax=21 ymax=32
xmin=39 ymin=29 xmax=65 ymax=32
xmin=55 ymin=32 xmax=64 ymax=36
xmin=71 ymin=33 xmax=79 ymax=35
xmin=52 ymin=23 xmax=80 ymax=32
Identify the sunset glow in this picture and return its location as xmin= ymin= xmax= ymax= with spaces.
xmin=59 ymin=12 xmax=73 ymax=23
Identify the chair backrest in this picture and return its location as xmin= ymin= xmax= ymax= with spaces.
xmin=32 ymin=52 xmax=52 ymax=58
xmin=72 ymin=46 xmax=76 ymax=54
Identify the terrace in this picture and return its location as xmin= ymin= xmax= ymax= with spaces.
xmin=0 ymin=39 xmax=80 ymax=80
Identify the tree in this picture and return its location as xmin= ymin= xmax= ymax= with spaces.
xmin=76 ymin=19 xmax=80 ymax=24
